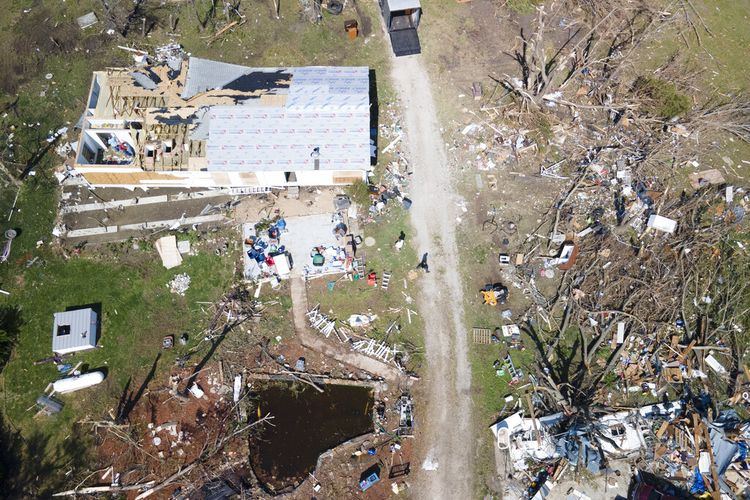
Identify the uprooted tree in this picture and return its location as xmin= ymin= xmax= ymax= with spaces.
xmin=480 ymin=0 xmax=750 ymax=479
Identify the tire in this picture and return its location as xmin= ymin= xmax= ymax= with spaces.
xmin=327 ymin=0 xmax=343 ymax=15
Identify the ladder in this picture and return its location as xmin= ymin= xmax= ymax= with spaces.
xmin=353 ymin=255 xmax=366 ymax=274
xmin=504 ymin=354 xmax=523 ymax=383
xmin=306 ymin=305 xmax=335 ymax=338
xmin=381 ymin=271 xmax=392 ymax=291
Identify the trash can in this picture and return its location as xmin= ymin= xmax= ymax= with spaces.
xmin=345 ymin=20 xmax=358 ymax=39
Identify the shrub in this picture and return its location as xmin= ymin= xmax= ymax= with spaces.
xmin=633 ymin=76 xmax=691 ymax=119
xmin=346 ymin=179 xmax=373 ymax=207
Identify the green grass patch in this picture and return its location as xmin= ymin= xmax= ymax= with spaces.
xmin=631 ymin=1 xmax=750 ymax=179
xmin=639 ymin=0 xmax=750 ymax=96
xmin=0 ymin=178 xmax=237 ymax=492
xmin=632 ymin=76 xmax=691 ymax=119
xmin=453 ymin=222 xmax=538 ymax=496
xmin=504 ymin=0 xmax=543 ymax=15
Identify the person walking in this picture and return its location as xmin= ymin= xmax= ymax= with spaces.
xmin=416 ymin=252 xmax=429 ymax=273
xmin=394 ymin=231 xmax=406 ymax=251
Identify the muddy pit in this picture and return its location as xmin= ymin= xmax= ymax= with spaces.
xmin=249 ymin=382 xmax=374 ymax=493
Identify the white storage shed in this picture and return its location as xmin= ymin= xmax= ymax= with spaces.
xmin=52 ymin=308 xmax=98 ymax=354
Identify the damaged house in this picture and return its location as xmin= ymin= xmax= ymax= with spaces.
xmin=490 ymin=401 xmax=684 ymax=473
xmin=73 ymin=57 xmax=372 ymax=189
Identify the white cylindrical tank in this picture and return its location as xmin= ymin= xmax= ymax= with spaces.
xmin=53 ymin=371 xmax=105 ymax=394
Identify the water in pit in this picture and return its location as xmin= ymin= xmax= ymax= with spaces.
xmin=249 ymin=381 xmax=374 ymax=492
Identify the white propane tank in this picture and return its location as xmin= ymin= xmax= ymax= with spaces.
xmin=52 ymin=371 xmax=105 ymax=394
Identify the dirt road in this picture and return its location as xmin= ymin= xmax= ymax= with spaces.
xmin=389 ymin=56 xmax=473 ymax=498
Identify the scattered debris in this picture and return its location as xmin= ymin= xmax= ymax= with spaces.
xmin=689 ymin=169 xmax=725 ymax=188
xmin=167 ymin=273 xmax=191 ymax=296
xmin=352 ymin=338 xmax=398 ymax=364
xmin=348 ymin=313 xmax=377 ymax=328
xmin=76 ymin=12 xmax=98 ymax=29
xmin=647 ymin=214 xmax=678 ymax=234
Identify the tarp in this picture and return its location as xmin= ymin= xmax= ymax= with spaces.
xmin=710 ymin=426 xmax=739 ymax=477
xmin=689 ymin=468 xmax=706 ymax=494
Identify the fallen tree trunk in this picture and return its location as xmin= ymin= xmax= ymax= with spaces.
xmin=53 ymin=481 xmax=156 ymax=497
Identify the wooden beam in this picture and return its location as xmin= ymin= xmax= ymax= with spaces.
xmin=526 ymin=393 xmax=541 ymax=446
xmin=679 ymin=340 xmax=696 ymax=363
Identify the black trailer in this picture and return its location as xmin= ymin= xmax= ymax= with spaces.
xmin=379 ymin=0 xmax=421 ymax=56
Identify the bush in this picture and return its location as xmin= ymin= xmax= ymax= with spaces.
xmin=346 ymin=180 xmax=373 ymax=207
xmin=0 ymin=306 xmax=22 ymax=373
xmin=633 ymin=76 xmax=691 ymax=119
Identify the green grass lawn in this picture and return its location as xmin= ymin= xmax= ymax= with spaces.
xmin=0 ymin=176 xmax=237 ymax=493
xmin=2 ymin=251 xmax=236 ymax=419
xmin=634 ymin=0 xmax=750 ymax=181
xmin=457 ymin=243 xmax=537 ymax=497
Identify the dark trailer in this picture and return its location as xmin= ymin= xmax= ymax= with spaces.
xmin=380 ymin=0 xmax=421 ymax=56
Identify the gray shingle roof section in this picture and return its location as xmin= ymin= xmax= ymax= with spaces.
xmin=52 ymin=308 xmax=98 ymax=354
xmin=188 ymin=107 xmax=212 ymax=141
xmin=181 ymin=57 xmax=287 ymax=99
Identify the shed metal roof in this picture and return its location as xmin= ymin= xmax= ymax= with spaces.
xmin=386 ymin=0 xmax=421 ymax=12
xmin=52 ymin=308 xmax=98 ymax=354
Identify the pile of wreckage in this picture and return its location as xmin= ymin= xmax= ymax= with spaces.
xmin=364 ymin=114 xmax=413 ymax=222
xmin=481 ymin=145 xmax=750 ymax=499
xmin=452 ymin=5 xmax=750 ymax=498
xmin=306 ymin=304 xmax=403 ymax=368
xmin=477 ymin=145 xmax=750 ymax=499
xmin=242 ymin=219 xmax=293 ymax=283
xmin=464 ymin=64 xmax=750 ymax=500
xmin=491 ymin=397 xmax=750 ymax=499
xmin=304 ymin=198 xmax=360 ymax=279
